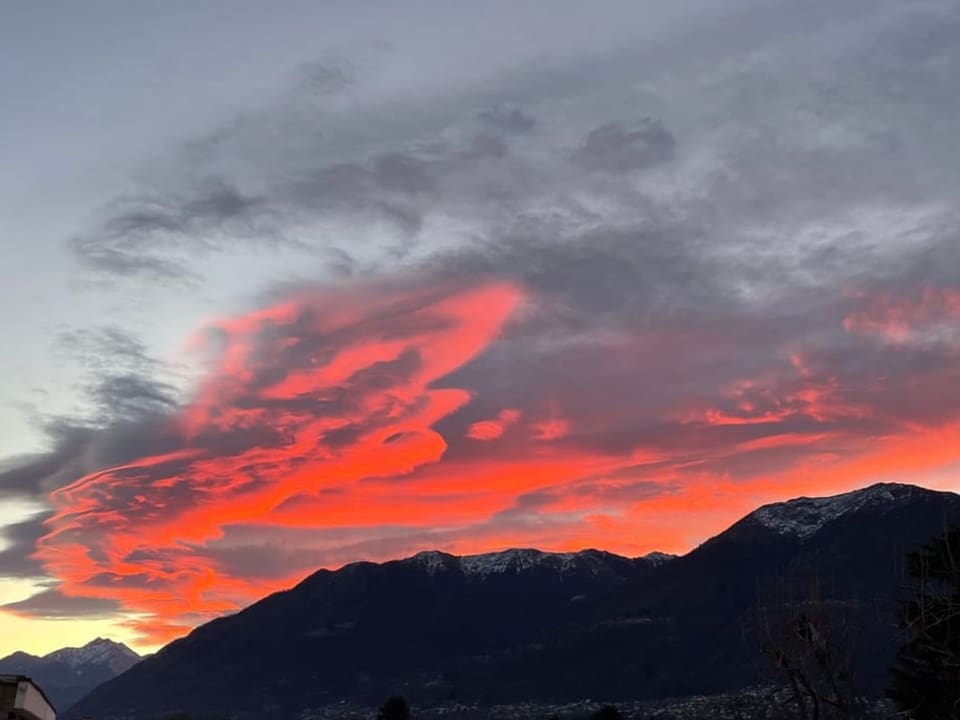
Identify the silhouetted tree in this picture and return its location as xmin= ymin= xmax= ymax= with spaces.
xmin=758 ymin=578 xmax=865 ymax=719
xmin=888 ymin=528 xmax=960 ymax=719
xmin=377 ymin=695 xmax=410 ymax=720
xmin=590 ymin=705 xmax=623 ymax=720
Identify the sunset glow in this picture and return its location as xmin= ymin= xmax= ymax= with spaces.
xmin=0 ymin=279 xmax=947 ymax=649
xmin=2 ymin=0 xmax=959 ymax=660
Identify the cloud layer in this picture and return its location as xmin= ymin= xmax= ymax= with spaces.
xmin=2 ymin=0 xmax=960 ymax=648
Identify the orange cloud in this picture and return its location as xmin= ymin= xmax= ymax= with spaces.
xmin=34 ymin=279 xmax=527 ymax=643
xmin=15 ymin=278 xmax=960 ymax=652
xmin=466 ymin=408 xmax=522 ymax=440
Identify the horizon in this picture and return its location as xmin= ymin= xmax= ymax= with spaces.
xmin=3 ymin=0 xmax=960 ymax=658
xmin=4 ymin=479 xmax=952 ymax=657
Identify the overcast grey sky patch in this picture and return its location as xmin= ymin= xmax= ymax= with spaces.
xmin=571 ymin=119 xmax=676 ymax=173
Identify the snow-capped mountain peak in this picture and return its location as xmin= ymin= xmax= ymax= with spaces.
xmin=44 ymin=637 xmax=139 ymax=672
xmin=750 ymin=482 xmax=923 ymax=538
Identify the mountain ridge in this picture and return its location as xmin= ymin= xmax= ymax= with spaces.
xmin=67 ymin=481 xmax=960 ymax=719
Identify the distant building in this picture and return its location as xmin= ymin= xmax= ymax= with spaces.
xmin=0 ymin=675 xmax=56 ymax=720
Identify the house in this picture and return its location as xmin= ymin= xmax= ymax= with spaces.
xmin=0 ymin=675 xmax=56 ymax=720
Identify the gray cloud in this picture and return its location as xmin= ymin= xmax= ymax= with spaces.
xmin=47 ymin=0 xmax=960 ymax=486
xmin=69 ymin=179 xmax=277 ymax=281
xmin=477 ymin=106 xmax=537 ymax=135
xmin=52 ymin=327 xmax=181 ymax=424
xmin=571 ymin=119 xmax=676 ymax=173
xmin=2 ymin=586 xmax=121 ymax=620
xmin=0 ymin=514 xmax=50 ymax=577
xmin=6 ymin=0 xmax=960 ymax=625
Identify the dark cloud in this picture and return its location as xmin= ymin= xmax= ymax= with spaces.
xmin=492 ymin=490 xmax=563 ymax=521
xmin=0 ymin=514 xmax=50 ymax=577
xmin=87 ymin=375 xmax=179 ymax=422
xmin=477 ymin=106 xmax=536 ymax=135
xmin=70 ymin=179 xmax=276 ymax=281
xmin=68 ymin=237 xmax=192 ymax=281
xmin=2 ymin=587 xmax=121 ymax=619
xmin=0 ymin=327 xmax=184 ymax=514
xmin=61 ymin=0 xmax=960 ymax=296
xmin=373 ymin=154 xmax=436 ymax=195
xmin=571 ymin=119 xmax=676 ymax=173
xmin=462 ymin=134 xmax=509 ymax=161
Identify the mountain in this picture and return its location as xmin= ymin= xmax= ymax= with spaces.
xmin=68 ymin=483 xmax=960 ymax=720
xmin=476 ymin=482 xmax=960 ymax=702
xmin=0 ymin=637 xmax=140 ymax=711
xmin=69 ymin=549 xmax=660 ymax=718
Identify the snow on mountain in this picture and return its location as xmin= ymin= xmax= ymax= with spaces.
xmin=640 ymin=551 xmax=677 ymax=566
xmin=409 ymin=547 xmax=667 ymax=577
xmin=410 ymin=550 xmax=456 ymax=575
xmin=0 ymin=637 xmax=141 ymax=709
xmin=460 ymin=548 xmax=584 ymax=576
xmin=750 ymin=482 xmax=924 ymax=538
xmin=44 ymin=637 xmax=139 ymax=674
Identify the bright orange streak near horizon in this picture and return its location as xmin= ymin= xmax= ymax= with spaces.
xmin=17 ymin=281 xmax=960 ymax=650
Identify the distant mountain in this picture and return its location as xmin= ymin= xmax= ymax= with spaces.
xmin=0 ymin=637 xmax=140 ymax=711
xmin=68 ymin=483 xmax=960 ymax=720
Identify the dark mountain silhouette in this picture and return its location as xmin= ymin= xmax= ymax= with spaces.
xmin=69 ymin=548 xmax=661 ymax=718
xmin=0 ymin=637 xmax=140 ymax=710
xmin=473 ymin=483 xmax=960 ymax=702
xmin=68 ymin=483 xmax=960 ymax=720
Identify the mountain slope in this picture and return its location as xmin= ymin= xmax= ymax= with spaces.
xmin=0 ymin=637 xmax=140 ymax=711
xmin=69 ymin=548 xmax=659 ymax=719
xmin=479 ymin=482 xmax=960 ymax=701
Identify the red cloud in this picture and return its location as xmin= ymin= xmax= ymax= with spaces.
xmin=34 ymin=280 xmax=526 ymax=642
xmin=466 ymin=408 xmax=521 ymax=440
xmin=20 ymin=279 xmax=960 ymax=649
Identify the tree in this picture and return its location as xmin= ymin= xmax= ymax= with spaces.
xmin=377 ymin=695 xmax=410 ymax=720
xmin=888 ymin=528 xmax=960 ymax=719
xmin=758 ymin=578 xmax=864 ymax=719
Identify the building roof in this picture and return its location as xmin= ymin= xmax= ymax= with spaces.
xmin=0 ymin=674 xmax=58 ymax=715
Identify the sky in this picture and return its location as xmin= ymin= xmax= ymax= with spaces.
xmin=2 ymin=0 xmax=960 ymax=657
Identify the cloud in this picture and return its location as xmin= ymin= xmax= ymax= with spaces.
xmin=9 ymin=264 xmax=960 ymax=645
xmin=0 ymin=515 xmax=50 ymax=577
xmin=9 ymin=0 xmax=960 ymax=646
xmin=3 ymin=586 xmax=121 ymax=620
xmin=466 ymin=409 xmax=521 ymax=441
xmin=477 ymin=106 xmax=536 ymax=135
xmin=69 ymin=180 xmax=276 ymax=282
xmin=571 ymin=119 xmax=676 ymax=173
xmin=844 ymin=287 xmax=960 ymax=346
xmin=12 ymin=278 xmax=525 ymax=641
